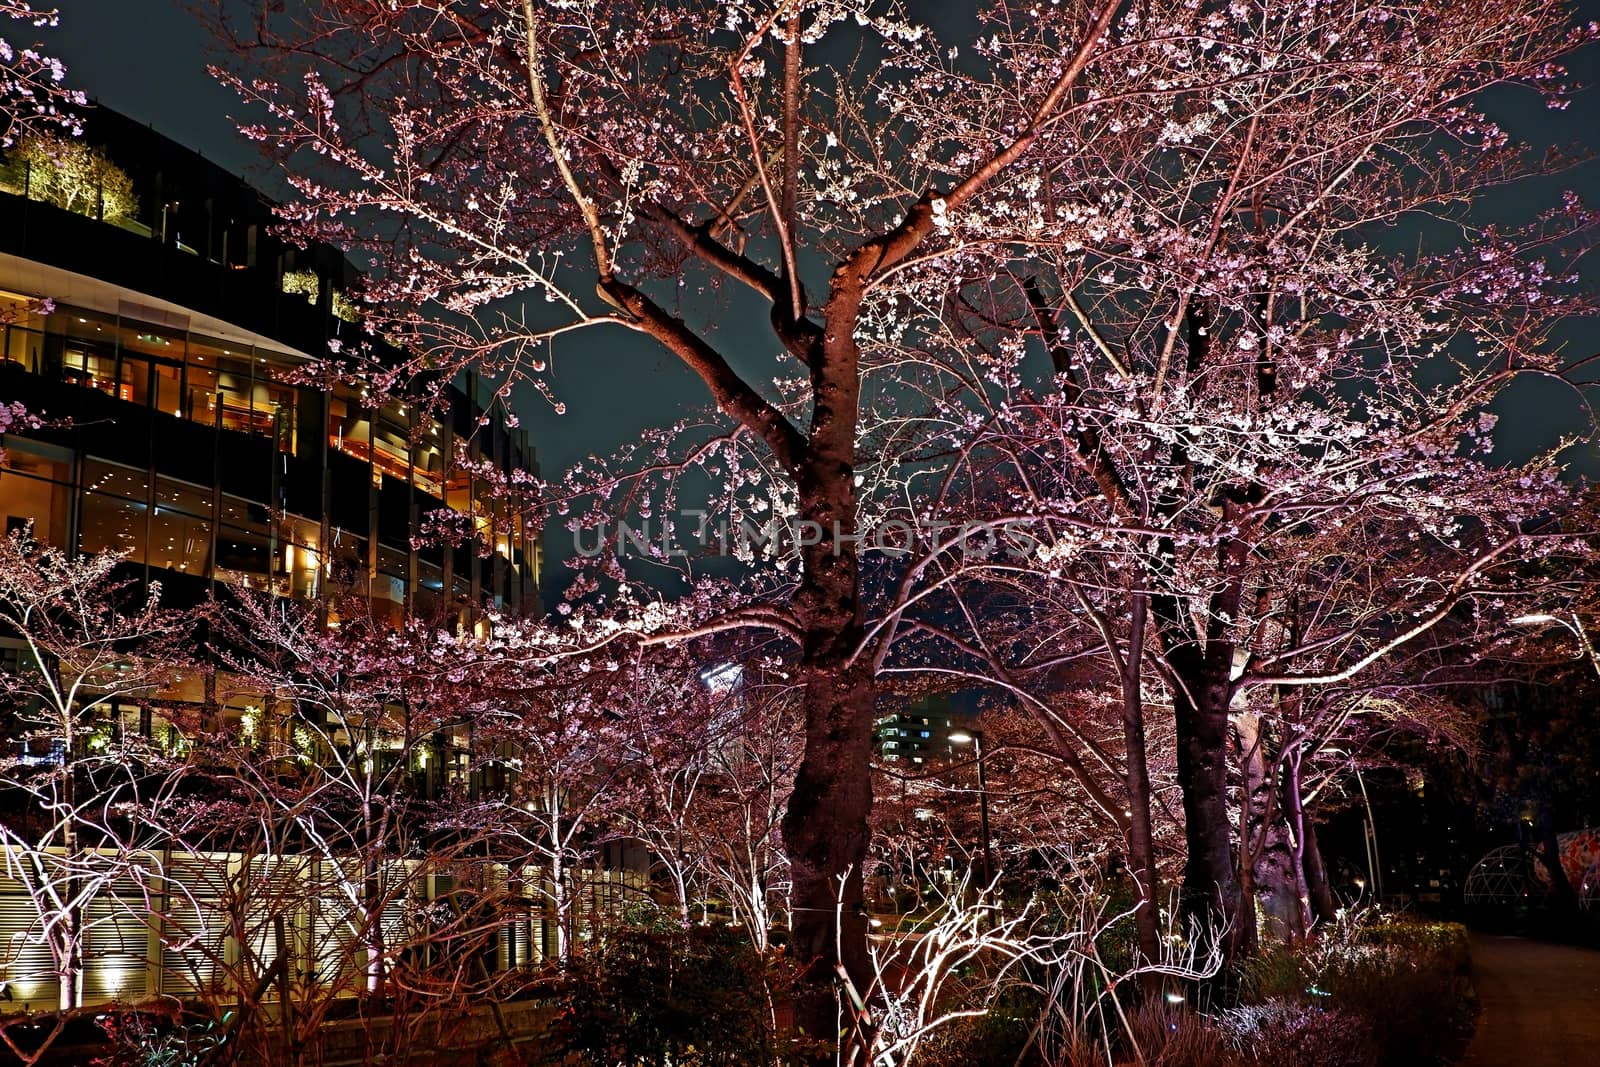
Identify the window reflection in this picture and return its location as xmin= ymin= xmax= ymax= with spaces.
xmin=152 ymin=476 xmax=211 ymax=574
xmin=80 ymin=459 xmax=147 ymax=562
xmin=375 ymin=542 xmax=408 ymax=625
xmin=413 ymin=419 xmax=445 ymax=499
xmin=184 ymin=361 xmax=219 ymax=425
xmin=276 ymin=514 xmax=322 ymax=601
xmin=0 ymin=438 xmax=72 ymax=544
xmin=372 ymin=403 xmax=412 ymax=483
xmin=154 ymin=360 xmax=183 ymax=418
xmin=118 ymin=355 xmax=148 ymax=406
xmin=215 ymin=495 xmax=271 ymax=591
xmin=416 ymin=558 xmax=444 ymax=618
xmin=61 ymin=344 xmax=117 ymax=396
xmin=216 ymin=353 xmax=265 ymax=435
xmin=4 ymin=324 xmax=43 ymax=371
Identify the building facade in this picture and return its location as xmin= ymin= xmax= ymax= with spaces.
xmin=0 ymin=107 xmax=540 ymax=627
xmin=875 ymin=695 xmax=961 ymax=764
xmin=0 ymin=112 xmax=600 ymax=1016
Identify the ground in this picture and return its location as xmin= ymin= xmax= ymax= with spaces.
xmin=1462 ymin=933 xmax=1600 ymax=1065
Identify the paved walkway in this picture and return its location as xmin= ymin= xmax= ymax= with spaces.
xmin=1462 ymin=933 xmax=1600 ymax=1065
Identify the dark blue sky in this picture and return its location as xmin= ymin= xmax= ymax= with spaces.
xmin=44 ymin=0 xmax=1600 ymax=484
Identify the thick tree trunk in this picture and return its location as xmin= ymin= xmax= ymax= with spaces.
xmin=1255 ymin=816 xmax=1303 ymax=946
xmin=1158 ymin=303 xmax=1245 ymax=955
xmin=1537 ymin=811 xmax=1579 ymax=913
xmin=778 ymin=311 xmax=875 ymax=1059
xmin=1301 ymin=819 xmax=1339 ymax=926
xmin=1235 ymin=714 xmax=1259 ymax=959
xmin=1169 ymin=647 xmax=1242 ymax=952
xmin=1238 ymin=711 xmax=1301 ymax=946
xmin=782 ymin=661 xmax=876 ymax=1056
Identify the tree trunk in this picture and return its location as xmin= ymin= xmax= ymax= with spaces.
xmin=1169 ymin=646 xmax=1242 ymax=952
xmin=1301 ymin=818 xmax=1338 ymax=926
xmin=1283 ymin=743 xmax=1334 ymax=929
xmin=1119 ymin=593 xmax=1162 ymax=967
xmin=1537 ymin=811 xmax=1579 ymax=913
xmin=670 ymin=857 xmax=691 ymax=926
xmin=779 ymin=258 xmax=876 ymax=1061
xmin=59 ymin=748 xmax=83 ymax=1012
xmin=1235 ymin=716 xmax=1259 ymax=960
xmin=1238 ymin=711 xmax=1300 ymax=946
xmin=781 ymin=660 xmax=875 ymax=1057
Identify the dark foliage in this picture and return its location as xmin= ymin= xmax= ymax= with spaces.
xmin=552 ymin=922 xmax=782 ymax=1067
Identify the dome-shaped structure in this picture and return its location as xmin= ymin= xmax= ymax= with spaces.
xmin=1464 ymin=831 xmax=1600 ymax=911
xmin=1463 ymin=845 xmax=1542 ymax=908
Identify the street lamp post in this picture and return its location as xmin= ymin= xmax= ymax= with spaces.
xmin=948 ymin=729 xmax=994 ymax=891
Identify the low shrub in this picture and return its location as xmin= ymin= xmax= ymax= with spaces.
xmin=552 ymin=921 xmax=783 ymax=1067
xmin=1240 ymin=916 xmax=1474 ymax=1066
xmin=909 ymin=984 xmax=1047 ymax=1067
xmin=1122 ymin=1000 xmax=1239 ymax=1067
xmin=1218 ymin=997 xmax=1378 ymax=1067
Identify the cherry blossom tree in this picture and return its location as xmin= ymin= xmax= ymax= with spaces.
xmin=206 ymin=2 xmax=1140 ymax=1041
xmin=682 ymin=669 xmax=801 ymax=947
xmin=461 ymin=661 xmax=642 ymax=965
xmin=889 ymin=0 xmax=1596 ymax=949
xmin=0 ymin=533 xmax=192 ymax=1037
xmin=189 ymin=590 xmax=560 ymax=1062
xmin=0 ymin=3 xmax=80 ymax=149
xmin=209 ymin=0 xmax=1596 ymax=1042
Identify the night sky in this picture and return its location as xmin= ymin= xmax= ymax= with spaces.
xmin=39 ymin=0 xmax=1600 ymax=591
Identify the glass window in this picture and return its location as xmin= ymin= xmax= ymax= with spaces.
xmin=372 ymin=402 xmax=411 ymax=482
xmin=328 ymin=391 xmax=369 ymax=464
xmin=118 ymin=354 xmax=150 ymax=406
xmin=83 ymin=459 xmax=147 ymax=502
xmin=416 ymin=558 xmax=444 ymax=618
xmin=326 ymin=528 xmax=368 ymax=597
xmin=413 ymin=421 xmax=445 ymax=499
xmin=118 ymin=320 xmax=183 ymax=363
xmin=375 ymin=542 xmax=408 ymax=625
xmin=4 ymin=324 xmax=43 ymax=372
xmin=215 ymin=494 xmax=271 ymax=591
xmin=445 ymin=463 xmax=471 ymax=516
xmin=50 ymin=307 xmax=115 ymax=346
xmin=0 ymin=437 xmax=72 ymax=546
xmin=0 ymin=291 xmax=43 ymax=330
xmin=61 ymin=341 xmax=117 ymax=397
xmin=470 ymin=480 xmax=494 ymax=550
xmin=80 ymin=459 xmax=149 ymax=563
xmin=151 ymin=476 xmax=212 ymax=575
xmin=260 ymin=375 xmax=296 ymax=455
xmin=1 ymin=294 xmax=46 ymax=372
xmin=187 ymin=334 xmax=233 ymax=368
xmin=153 ymin=359 xmax=183 ymax=418
xmin=215 ymin=353 xmax=262 ymax=435
xmin=184 ymin=361 xmax=219 ymax=425
xmin=276 ymin=513 xmax=322 ymax=601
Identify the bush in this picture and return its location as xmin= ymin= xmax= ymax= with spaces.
xmin=553 ymin=921 xmax=782 ymax=1067
xmin=1240 ymin=917 xmax=1474 ymax=1066
xmin=910 ymin=984 xmax=1047 ymax=1067
xmin=1219 ymin=998 xmax=1377 ymax=1067
xmin=1123 ymin=1001 xmax=1240 ymax=1067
